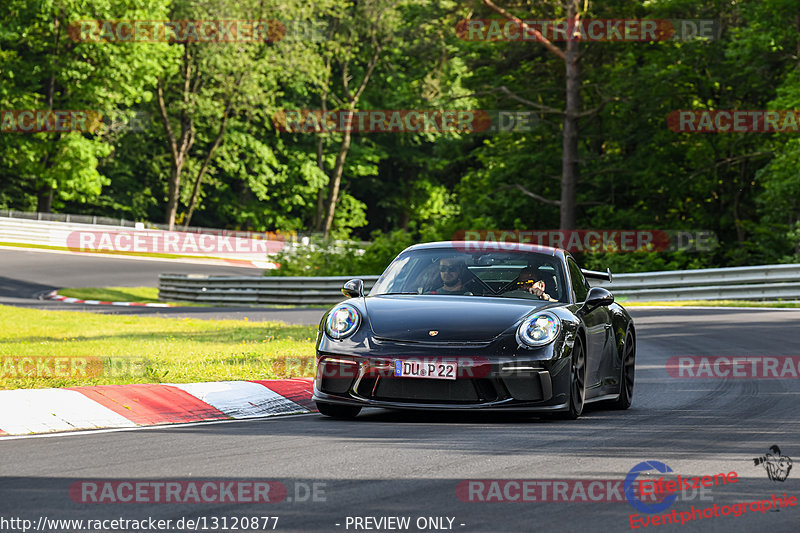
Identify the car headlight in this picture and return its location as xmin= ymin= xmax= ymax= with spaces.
xmin=517 ymin=312 xmax=561 ymax=347
xmin=325 ymin=304 xmax=361 ymax=340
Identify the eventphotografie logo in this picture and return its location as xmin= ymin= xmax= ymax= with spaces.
xmin=625 ymin=461 xmax=677 ymax=514
xmin=625 ymin=461 xmax=736 ymax=514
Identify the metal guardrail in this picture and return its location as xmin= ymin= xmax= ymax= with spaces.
xmin=0 ymin=209 xmax=282 ymax=235
xmin=0 ymin=210 xmax=361 ymax=245
xmin=158 ymin=264 xmax=800 ymax=305
xmin=0 ymin=209 xmax=141 ymax=227
xmin=0 ymin=213 xmax=372 ymax=255
xmin=594 ymin=264 xmax=800 ymax=301
xmin=0 ymin=217 xmax=138 ymax=247
xmin=0 ymin=216 xmax=281 ymax=264
xmin=159 ymin=274 xmax=381 ymax=305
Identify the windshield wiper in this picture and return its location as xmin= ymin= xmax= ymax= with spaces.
xmin=378 ymin=292 xmax=419 ymax=295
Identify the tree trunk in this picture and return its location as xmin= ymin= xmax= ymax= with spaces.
xmin=165 ymin=164 xmax=183 ymax=230
xmin=313 ymin=86 xmax=329 ymax=232
xmin=732 ymin=163 xmax=746 ymax=243
xmin=322 ymin=116 xmax=354 ymax=238
xmin=36 ymin=186 xmax=54 ymax=212
xmin=37 ymin=12 xmax=61 ymax=213
xmin=313 ymin=139 xmax=326 ymax=229
xmin=183 ymin=98 xmax=234 ymax=228
xmin=318 ymin=36 xmax=381 ymax=238
xmin=796 ymin=14 xmax=800 ymax=82
xmin=157 ymin=45 xmax=195 ymax=230
xmin=482 ymin=0 xmax=581 ymax=229
xmin=560 ymin=3 xmax=580 ymax=230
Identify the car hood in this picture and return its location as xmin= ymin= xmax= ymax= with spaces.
xmin=364 ymin=294 xmax=546 ymax=342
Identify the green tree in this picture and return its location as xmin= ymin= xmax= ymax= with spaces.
xmin=0 ymin=0 xmax=171 ymax=212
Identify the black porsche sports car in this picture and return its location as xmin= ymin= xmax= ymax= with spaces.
xmin=312 ymin=241 xmax=635 ymax=420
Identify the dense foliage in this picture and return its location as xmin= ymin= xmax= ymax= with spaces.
xmin=2 ymin=0 xmax=799 ymax=273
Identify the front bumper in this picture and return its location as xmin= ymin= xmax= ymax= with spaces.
xmin=312 ymin=354 xmax=571 ymax=412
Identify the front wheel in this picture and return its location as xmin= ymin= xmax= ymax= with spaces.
xmin=609 ymin=331 xmax=635 ymax=410
xmin=555 ymin=335 xmax=585 ymax=420
xmin=316 ymin=402 xmax=362 ymax=419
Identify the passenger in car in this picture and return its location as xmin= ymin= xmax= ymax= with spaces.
xmin=512 ymin=267 xmax=558 ymax=302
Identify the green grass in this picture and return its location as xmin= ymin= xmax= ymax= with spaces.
xmin=623 ymin=299 xmax=800 ymax=308
xmin=55 ymin=286 xmax=327 ymax=309
xmin=57 ymin=286 xmax=209 ymax=307
xmin=0 ymin=304 xmax=318 ymax=390
xmin=58 ymin=286 xmax=163 ymax=303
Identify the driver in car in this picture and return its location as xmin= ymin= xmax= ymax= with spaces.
xmin=430 ymin=257 xmax=474 ymax=295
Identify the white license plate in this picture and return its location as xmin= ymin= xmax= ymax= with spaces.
xmin=393 ymin=360 xmax=457 ymax=380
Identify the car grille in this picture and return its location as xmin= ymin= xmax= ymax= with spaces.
xmin=358 ymin=377 xmax=500 ymax=404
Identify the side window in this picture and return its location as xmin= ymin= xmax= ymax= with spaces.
xmin=567 ymin=258 xmax=589 ymax=302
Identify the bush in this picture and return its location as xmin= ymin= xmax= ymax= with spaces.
xmin=267 ymin=229 xmax=415 ymax=277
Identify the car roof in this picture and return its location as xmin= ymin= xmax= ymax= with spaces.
xmin=404 ymin=240 xmax=566 ymax=259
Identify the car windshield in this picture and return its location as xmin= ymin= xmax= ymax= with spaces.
xmin=370 ymin=248 xmax=567 ymax=302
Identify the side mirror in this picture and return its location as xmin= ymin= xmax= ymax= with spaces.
xmin=580 ymin=287 xmax=614 ymax=313
xmin=341 ymin=278 xmax=364 ymax=298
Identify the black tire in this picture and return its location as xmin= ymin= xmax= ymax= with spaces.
xmin=316 ymin=402 xmax=362 ymax=419
xmin=555 ymin=335 xmax=585 ymax=420
xmin=610 ymin=331 xmax=635 ymax=410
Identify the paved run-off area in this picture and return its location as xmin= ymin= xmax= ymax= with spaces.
xmin=1 ymin=307 xmax=798 ymax=532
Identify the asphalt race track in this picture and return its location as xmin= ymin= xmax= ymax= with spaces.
xmin=2 ymin=305 xmax=798 ymax=533
xmin=0 ymin=248 xmax=325 ymax=324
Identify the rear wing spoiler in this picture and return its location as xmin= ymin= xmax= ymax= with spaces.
xmin=581 ymin=268 xmax=612 ymax=283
